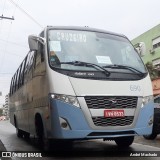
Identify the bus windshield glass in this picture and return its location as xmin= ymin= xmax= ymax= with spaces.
xmin=48 ymin=30 xmax=146 ymax=73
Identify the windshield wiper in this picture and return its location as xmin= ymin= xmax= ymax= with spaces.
xmin=102 ymin=64 xmax=145 ymax=75
xmin=60 ymin=61 xmax=111 ymax=76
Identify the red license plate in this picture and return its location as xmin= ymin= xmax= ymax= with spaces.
xmin=104 ymin=110 xmax=125 ymax=118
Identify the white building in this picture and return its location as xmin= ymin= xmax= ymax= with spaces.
xmin=0 ymin=91 xmax=3 ymax=108
xmin=0 ymin=75 xmax=11 ymax=108
xmin=3 ymin=94 xmax=9 ymax=119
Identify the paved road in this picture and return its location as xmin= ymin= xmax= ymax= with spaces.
xmin=0 ymin=120 xmax=160 ymax=160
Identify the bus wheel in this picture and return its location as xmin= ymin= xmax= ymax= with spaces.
xmin=14 ymin=116 xmax=23 ymax=138
xmin=143 ymin=133 xmax=157 ymax=140
xmin=115 ymin=136 xmax=134 ymax=147
xmin=16 ymin=129 xmax=24 ymax=138
xmin=24 ymin=132 xmax=30 ymax=140
xmin=35 ymin=115 xmax=51 ymax=151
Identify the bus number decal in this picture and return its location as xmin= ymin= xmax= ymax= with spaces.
xmin=130 ymin=85 xmax=141 ymax=92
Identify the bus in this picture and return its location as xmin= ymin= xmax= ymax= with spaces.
xmin=9 ymin=26 xmax=154 ymax=149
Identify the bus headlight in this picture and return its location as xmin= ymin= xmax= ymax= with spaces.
xmin=51 ymin=94 xmax=80 ymax=107
xmin=142 ymin=95 xmax=153 ymax=107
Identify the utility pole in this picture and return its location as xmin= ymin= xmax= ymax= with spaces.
xmin=0 ymin=15 xmax=14 ymax=20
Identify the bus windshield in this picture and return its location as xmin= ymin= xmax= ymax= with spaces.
xmin=48 ymin=30 xmax=146 ymax=73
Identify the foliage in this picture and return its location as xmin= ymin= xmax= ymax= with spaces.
xmin=145 ymin=62 xmax=160 ymax=80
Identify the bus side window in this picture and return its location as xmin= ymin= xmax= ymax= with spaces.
xmin=28 ymin=51 xmax=35 ymax=71
xmin=12 ymin=75 xmax=16 ymax=94
xmin=9 ymin=77 xmax=14 ymax=95
xmin=23 ymin=51 xmax=35 ymax=82
xmin=15 ymin=68 xmax=20 ymax=91
xmin=13 ymin=72 xmax=18 ymax=92
xmin=21 ymin=57 xmax=27 ymax=86
xmin=17 ymin=65 xmax=21 ymax=89
xmin=39 ymin=31 xmax=45 ymax=63
xmin=18 ymin=59 xmax=26 ymax=88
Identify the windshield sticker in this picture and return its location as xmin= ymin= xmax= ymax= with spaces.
xmin=56 ymin=32 xmax=87 ymax=42
xmin=49 ymin=41 xmax=61 ymax=52
xmin=96 ymin=56 xmax=112 ymax=64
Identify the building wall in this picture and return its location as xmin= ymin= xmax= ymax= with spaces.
xmin=4 ymin=94 xmax=9 ymax=119
xmin=0 ymin=75 xmax=11 ymax=107
xmin=132 ymin=24 xmax=160 ymax=64
xmin=132 ymin=24 xmax=160 ymax=96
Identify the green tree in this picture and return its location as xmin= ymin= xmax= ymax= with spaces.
xmin=145 ymin=62 xmax=160 ymax=80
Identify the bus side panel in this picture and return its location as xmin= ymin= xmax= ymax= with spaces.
xmin=9 ymin=110 xmax=15 ymax=126
xmin=28 ymin=61 xmax=50 ymax=136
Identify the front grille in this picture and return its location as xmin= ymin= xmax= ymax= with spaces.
xmin=85 ymin=96 xmax=138 ymax=109
xmin=92 ymin=116 xmax=134 ymax=126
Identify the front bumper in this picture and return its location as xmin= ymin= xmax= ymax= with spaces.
xmin=49 ymin=99 xmax=154 ymax=139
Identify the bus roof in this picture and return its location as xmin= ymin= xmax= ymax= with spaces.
xmin=45 ymin=26 xmax=127 ymax=38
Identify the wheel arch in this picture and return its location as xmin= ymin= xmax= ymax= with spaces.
xmin=14 ymin=114 xmax=17 ymax=128
xmin=34 ymin=112 xmax=47 ymax=138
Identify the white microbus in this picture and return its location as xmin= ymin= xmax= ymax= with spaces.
xmin=9 ymin=26 xmax=154 ymax=149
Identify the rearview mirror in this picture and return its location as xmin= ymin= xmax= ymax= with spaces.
xmin=28 ymin=35 xmax=46 ymax=51
xmin=28 ymin=35 xmax=38 ymax=51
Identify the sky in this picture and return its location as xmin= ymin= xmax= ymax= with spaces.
xmin=0 ymin=0 xmax=160 ymax=105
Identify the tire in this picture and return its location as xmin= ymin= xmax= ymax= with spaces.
xmin=16 ymin=128 xmax=24 ymax=138
xmin=15 ymin=117 xmax=24 ymax=138
xmin=24 ymin=132 xmax=30 ymax=140
xmin=143 ymin=133 xmax=157 ymax=140
xmin=35 ymin=115 xmax=51 ymax=151
xmin=115 ymin=136 xmax=134 ymax=147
